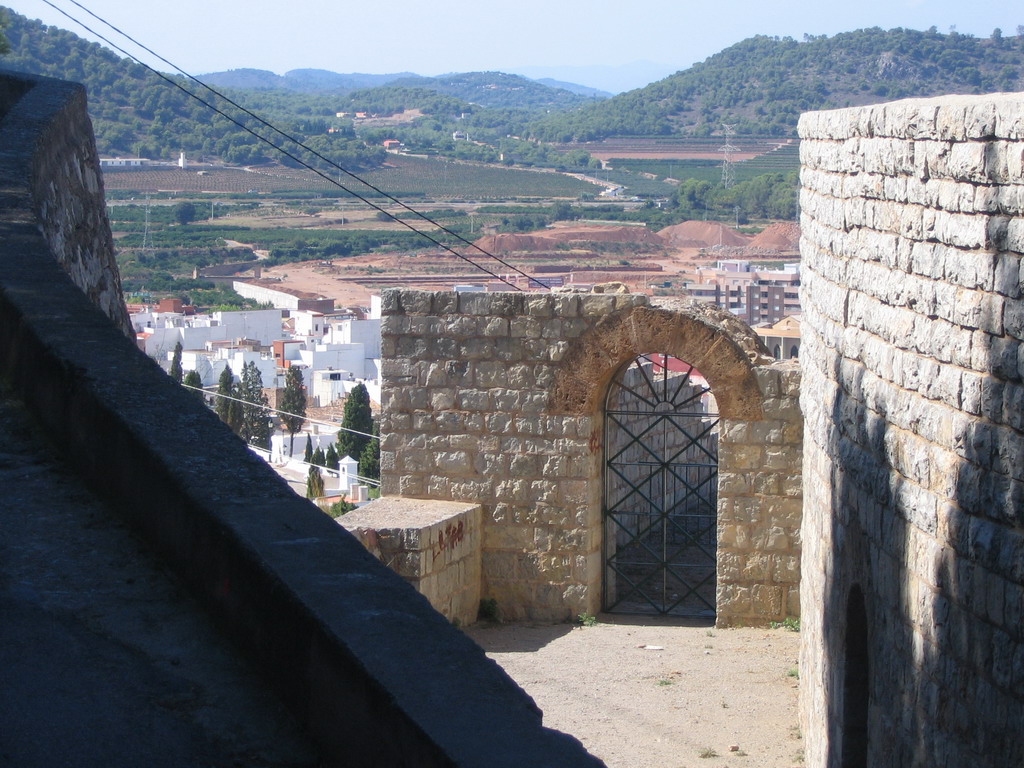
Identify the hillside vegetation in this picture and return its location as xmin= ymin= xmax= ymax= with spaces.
xmin=0 ymin=9 xmax=593 ymax=168
xmin=530 ymin=27 xmax=1024 ymax=140
xmin=0 ymin=9 xmax=390 ymax=167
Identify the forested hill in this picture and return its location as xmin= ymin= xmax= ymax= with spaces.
xmin=528 ymin=27 xmax=1024 ymax=141
xmin=0 ymin=8 xmax=386 ymax=166
xmin=201 ymin=69 xmax=604 ymax=110
xmin=0 ymin=8 xmax=599 ymax=164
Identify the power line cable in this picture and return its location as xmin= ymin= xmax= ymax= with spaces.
xmin=182 ymin=382 xmax=378 ymax=441
xmin=42 ymin=0 xmax=551 ymax=290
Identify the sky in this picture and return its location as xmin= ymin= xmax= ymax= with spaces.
xmin=6 ymin=0 xmax=1022 ymax=92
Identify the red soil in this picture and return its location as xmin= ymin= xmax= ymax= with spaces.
xmin=749 ymin=222 xmax=801 ymax=251
xmin=658 ymin=221 xmax=751 ymax=248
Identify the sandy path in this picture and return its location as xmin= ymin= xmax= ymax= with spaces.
xmin=465 ymin=617 xmax=803 ymax=768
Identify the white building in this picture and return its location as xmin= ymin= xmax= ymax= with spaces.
xmin=292 ymin=310 xmax=327 ymax=340
xmin=137 ymin=309 xmax=284 ymax=358
xmin=324 ymin=317 xmax=381 ymax=358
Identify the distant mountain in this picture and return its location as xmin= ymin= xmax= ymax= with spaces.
xmin=382 ymin=71 xmax=600 ymax=110
xmin=532 ymin=78 xmax=612 ymax=100
xmin=197 ymin=68 xmax=609 ymax=106
xmin=513 ymin=61 xmax=677 ymax=94
xmin=0 ymin=10 xmax=383 ymax=166
xmin=198 ymin=68 xmax=417 ymax=93
xmin=528 ymin=27 xmax=1024 ymax=140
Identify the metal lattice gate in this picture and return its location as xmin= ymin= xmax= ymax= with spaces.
xmin=603 ymin=354 xmax=720 ymax=617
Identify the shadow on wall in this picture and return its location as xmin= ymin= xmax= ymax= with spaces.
xmin=819 ymin=332 xmax=1021 ymax=766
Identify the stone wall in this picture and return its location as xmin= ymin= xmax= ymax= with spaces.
xmin=380 ymin=290 xmax=802 ymax=625
xmin=799 ymin=94 xmax=1024 ymax=767
xmin=0 ymin=69 xmax=130 ymax=335
xmin=341 ymin=498 xmax=483 ymax=627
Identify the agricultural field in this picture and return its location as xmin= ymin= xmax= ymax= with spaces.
xmin=609 ymin=142 xmax=800 ymax=184
xmin=586 ymin=169 xmax=679 ymax=197
xmin=551 ymin=137 xmax=795 ymax=161
xmin=102 ymin=155 xmax=602 ymax=201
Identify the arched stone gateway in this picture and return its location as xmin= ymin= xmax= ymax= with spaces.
xmin=376 ymin=290 xmax=802 ymax=626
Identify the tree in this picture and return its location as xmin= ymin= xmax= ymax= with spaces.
xmin=325 ymin=443 xmax=339 ymax=471
xmin=228 ymin=380 xmax=244 ymax=434
xmin=215 ymin=366 xmax=234 ymax=424
xmin=337 ymin=383 xmax=373 ymax=460
xmin=303 ymin=435 xmax=313 ymax=463
xmin=306 ymin=465 xmax=325 ymax=499
xmin=0 ymin=10 xmax=10 ymax=56
xmin=173 ymin=201 xmax=197 ymax=225
xmin=327 ymin=496 xmax=355 ymax=517
xmin=169 ymin=340 xmax=183 ymax=383
xmin=358 ymin=421 xmax=380 ymax=481
xmin=183 ymin=370 xmax=203 ymax=400
xmin=279 ymin=366 xmax=307 ymax=456
xmin=239 ymin=361 xmax=271 ymax=449
xmin=312 ymin=447 xmax=326 ymax=468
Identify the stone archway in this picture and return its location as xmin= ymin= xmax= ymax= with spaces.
xmin=378 ymin=290 xmax=801 ymax=625
xmin=551 ymin=301 xmax=769 ymax=420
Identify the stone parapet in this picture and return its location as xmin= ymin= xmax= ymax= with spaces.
xmin=0 ymin=68 xmax=131 ymax=335
xmin=799 ymin=93 xmax=1024 ymax=768
xmin=341 ymin=498 xmax=483 ymax=627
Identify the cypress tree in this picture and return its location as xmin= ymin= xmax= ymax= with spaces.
xmin=169 ymin=340 xmax=184 ymax=384
xmin=337 ymin=383 xmax=373 ymax=460
xmin=239 ymin=361 xmax=271 ymax=449
xmin=312 ymin=446 xmax=326 ymax=468
xmin=303 ymin=435 xmax=313 ymax=463
xmin=183 ymin=370 xmax=203 ymax=400
xmin=228 ymin=380 xmax=244 ymax=434
xmin=280 ymin=366 xmax=307 ymax=457
xmin=306 ymin=465 xmax=325 ymax=499
xmin=358 ymin=421 xmax=380 ymax=481
xmin=325 ymin=443 xmax=339 ymax=471
xmin=216 ymin=366 xmax=234 ymax=423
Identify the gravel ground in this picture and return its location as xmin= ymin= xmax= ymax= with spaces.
xmin=465 ymin=616 xmax=803 ymax=768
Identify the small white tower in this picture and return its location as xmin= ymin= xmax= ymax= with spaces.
xmin=178 ymin=151 xmax=187 ymax=169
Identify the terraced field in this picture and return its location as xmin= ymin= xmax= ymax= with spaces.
xmin=103 ymin=155 xmax=602 ymax=201
xmin=607 ymin=142 xmax=800 ymax=184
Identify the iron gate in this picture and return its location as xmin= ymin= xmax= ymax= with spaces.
xmin=603 ymin=354 xmax=720 ymax=617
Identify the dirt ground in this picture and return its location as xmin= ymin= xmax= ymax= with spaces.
xmin=258 ymin=243 xmax=717 ymax=309
xmin=464 ymin=616 xmax=803 ymax=768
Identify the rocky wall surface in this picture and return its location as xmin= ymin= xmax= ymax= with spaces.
xmin=380 ymin=289 xmax=802 ymax=624
xmin=0 ymin=69 xmax=130 ymax=335
xmin=799 ymin=94 xmax=1024 ymax=768
xmin=718 ymin=362 xmax=803 ymax=624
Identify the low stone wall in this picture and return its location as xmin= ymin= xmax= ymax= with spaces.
xmin=800 ymin=93 xmax=1024 ymax=767
xmin=380 ymin=289 xmax=802 ymax=625
xmin=341 ymin=498 xmax=483 ymax=627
